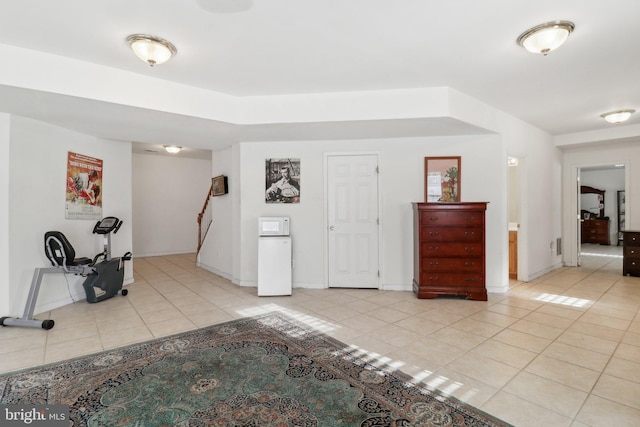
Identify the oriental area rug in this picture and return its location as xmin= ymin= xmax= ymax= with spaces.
xmin=0 ymin=312 xmax=512 ymax=426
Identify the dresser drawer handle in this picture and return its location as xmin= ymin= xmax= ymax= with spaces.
xmin=464 ymin=247 xmax=475 ymax=252
xmin=428 ymin=246 xmax=440 ymax=251
xmin=464 ymin=216 xmax=476 ymax=221
xmin=464 ymin=262 xmax=476 ymax=267
xmin=464 ymin=231 xmax=475 ymax=236
xmin=429 ymin=217 xmax=439 ymax=221
xmin=428 ymin=231 xmax=440 ymax=236
xmin=428 ymin=276 xmax=439 ymax=281
xmin=631 ymin=250 xmax=637 ymax=255
xmin=429 ymin=261 xmax=440 ymax=266
xmin=464 ymin=278 xmax=476 ymax=282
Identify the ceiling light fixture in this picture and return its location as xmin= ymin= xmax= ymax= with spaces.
xmin=517 ymin=21 xmax=575 ymax=55
xmin=164 ymin=145 xmax=182 ymax=154
xmin=600 ymin=109 xmax=635 ymax=124
xmin=126 ymin=34 xmax=177 ymax=66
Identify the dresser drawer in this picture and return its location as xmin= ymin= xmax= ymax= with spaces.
xmin=419 ymin=226 xmax=483 ymax=242
xmin=624 ymin=246 xmax=640 ymax=259
xmin=624 ymin=233 xmax=640 ymax=246
xmin=420 ymin=272 xmax=484 ymax=287
xmin=421 ymin=258 xmax=482 ymax=272
xmin=419 ymin=211 xmax=484 ymax=227
xmin=623 ymin=258 xmax=640 ymax=274
xmin=420 ymin=242 xmax=483 ymax=257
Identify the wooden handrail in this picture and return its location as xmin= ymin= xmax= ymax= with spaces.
xmin=197 ymin=184 xmax=214 ymax=253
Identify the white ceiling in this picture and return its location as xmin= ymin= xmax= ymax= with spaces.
xmin=0 ymin=0 xmax=639 ymax=154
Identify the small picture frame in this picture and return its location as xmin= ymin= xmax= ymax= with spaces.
xmin=425 ymin=156 xmax=461 ymax=203
xmin=212 ymin=175 xmax=228 ymax=196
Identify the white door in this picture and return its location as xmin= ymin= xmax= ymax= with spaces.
xmin=327 ymin=155 xmax=379 ymax=288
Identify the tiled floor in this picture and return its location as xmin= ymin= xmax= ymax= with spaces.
xmin=1 ymin=244 xmax=639 ymax=426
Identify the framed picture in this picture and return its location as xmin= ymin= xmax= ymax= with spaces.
xmin=424 ymin=156 xmax=461 ymax=203
xmin=212 ymin=175 xmax=228 ymax=196
xmin=265 ymin=158 xmax=300 ymax=203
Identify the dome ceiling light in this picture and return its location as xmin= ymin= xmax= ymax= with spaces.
xmin=600 ymin=109 xmax=635 ymax=124
xmin=164 ymin=145 xmax=182 ymax=154
xmin=126 ymin=34 xmax=177 ymax=66
xmin=517 ymin=21 xmax=575 ymax=55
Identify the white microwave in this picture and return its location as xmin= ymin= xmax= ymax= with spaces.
xmin=258 ymin=217 xmax=290 ymax=236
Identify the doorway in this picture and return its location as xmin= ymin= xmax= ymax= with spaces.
xmin=576 ymin=165 xmax=626 ymax=266
xmin=326 ymin=154 xmax=380 ymax=288
xmin=508 ymin=156 xmax=521 ymax=280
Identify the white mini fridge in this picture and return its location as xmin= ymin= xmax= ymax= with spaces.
xmin=258 ymin=236 xmax=292 ymax=296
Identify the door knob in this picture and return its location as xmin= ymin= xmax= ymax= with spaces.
xmin=329 ymin=226 xmax=335 ymax=231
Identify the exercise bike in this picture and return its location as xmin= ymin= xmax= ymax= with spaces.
xmin=0 ymin=216 xmax=132 ymax=330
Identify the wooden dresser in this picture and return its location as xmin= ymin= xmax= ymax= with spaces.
xmin=622 ymin=231 xmax=640 ymax=277
xmin=413 ymin=202 xmax=488 ymax=301
xmin=581 ymin=219 xmax=610 ymax=245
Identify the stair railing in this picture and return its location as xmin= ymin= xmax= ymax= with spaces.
xmin=197 ymin=184 xmax=213 ymax=253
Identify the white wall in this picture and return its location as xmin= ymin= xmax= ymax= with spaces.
xmin=504 ymin=119 xmax=563 ymax=281
xmin=0 ymin=114 xmax=10 ymax=315
xmin=562 ymin=140 xmax=640 ymax=265
xmin=198 ymin=147 xmax=234 ymax=277
xmin=7 ymin=116 xmax=133 ymax=316
xmin=200 ymin=134 xmax=509 ymax=293
xmin=580 ymin=168 xmax=626 ymax=244
xmin=132 ymin=154 xmax=212 ymax=257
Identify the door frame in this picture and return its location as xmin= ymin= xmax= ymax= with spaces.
xmin=323 ymin=152 xmax=382 ymax=289
xmin=566 ymin=162 xmax=629 ymax=267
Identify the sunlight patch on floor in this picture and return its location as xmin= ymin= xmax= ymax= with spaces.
xmin=533 ymin=292 xmax=591 ymax=308
xmin=240 ymin=305 xmax=482 ymax=403
xmin=580 ymin=251 xmax=623 ymax=259
xmin=238 ymin=303 xmax=340 ymax=335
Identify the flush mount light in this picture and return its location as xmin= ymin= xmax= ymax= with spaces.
xmin=517 ymin=21 xmax=575 ymax=55
xmin=600 ymin=109 xmax=635 ymax=124
xmin=164 ymin=145 xmax=182 ymax=154
xmin=126 ymin=34 xmax=177 ymax=66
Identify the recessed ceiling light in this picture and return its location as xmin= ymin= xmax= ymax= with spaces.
xmin=600 ymin=109 xmax=635 ymax=124
xmin=517 ymin=21 xmax=575 ymax=55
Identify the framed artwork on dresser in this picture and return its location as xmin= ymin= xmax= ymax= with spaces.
xmin=425 ymin=156 xmax=461 ymax=203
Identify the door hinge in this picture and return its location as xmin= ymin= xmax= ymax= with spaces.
xmin=377 ymin=218 xmax=380 ymax=225
xmin=376 ymin=166 xmax=379 ymax=174
xmin=377 ymin=270 xmax=380 ymax=278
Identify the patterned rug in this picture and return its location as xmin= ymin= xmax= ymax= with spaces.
xmin=0 ymin=312 xmax=512 ymax=426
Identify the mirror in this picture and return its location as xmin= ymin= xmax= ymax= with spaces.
xmin=580 ymin=185 xmax=605 ymax=219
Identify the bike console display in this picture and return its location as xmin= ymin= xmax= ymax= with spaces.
xmin=93 ymin=216 xmax=123 ymax=235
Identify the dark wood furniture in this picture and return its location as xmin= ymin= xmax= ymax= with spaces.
xmin=622 ymin=231 xmax=640 ymax=277
xmin=413 ymin=202 xmax=488 ymax=301
xmin=580 ymin=185 xmax=610 ymax=245
xmin=618 ymin=190 xmax=625 ymax=246
xmin=581 ymin=220 xmax=610 ymax=245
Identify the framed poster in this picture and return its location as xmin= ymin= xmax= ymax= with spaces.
xmin=425 ymin=156 xmax=460 ymax=203
xmin=212 ymin=175 xmax=228 ymax=196
xmin=265 ymin=158 xmax=300 ymax=203
xmin=65 ymin=152 xmax=103 ymax=219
